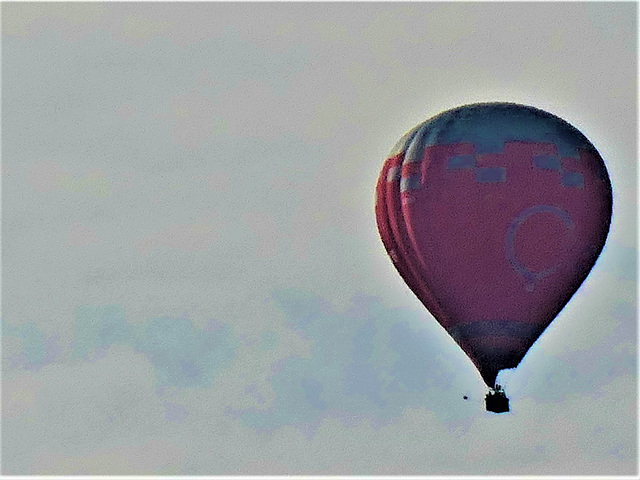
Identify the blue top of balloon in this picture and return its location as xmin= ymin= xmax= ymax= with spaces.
xmin=403 ymin=102 xmax=597 ymax=158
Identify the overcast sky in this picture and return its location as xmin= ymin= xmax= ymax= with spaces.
xmin=2 ymin=2 xmax=637 ymax=476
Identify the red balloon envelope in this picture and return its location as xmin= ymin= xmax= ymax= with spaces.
xmin=375 ymin=103 xmax=612 ymax=390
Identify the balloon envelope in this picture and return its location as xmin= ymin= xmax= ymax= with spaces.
xmin=375 ymin=103 xmax=612 ymax=387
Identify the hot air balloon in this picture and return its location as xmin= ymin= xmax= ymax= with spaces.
xmin=375 ymin=103 xmax=612 ymax=413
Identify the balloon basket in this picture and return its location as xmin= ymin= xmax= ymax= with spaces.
xmin=485 ymin=385 xmax=509 ymax=413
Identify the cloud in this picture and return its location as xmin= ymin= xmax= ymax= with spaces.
xmin=2 ymin=305 xmax=239 ymax=474
xmin=229 ymin=289 xmax=482 ymax=436
xmin=69 ymin=305 xmax=239 ymax=389
xmin=2 ymin=2 xmax=108 ymax=39
xmin=227 ymin=371 xmax=636 ymax=475
xmin=66 ymin=223 xmax=101 ymax=247
xmin=27 ymin=160 xmax=67 ymax=192
xmin=3 ymin=323 xmax=62 ymax=371
xmin=136 ymin=221 xmax=221 ymax=255
xmin=220 ymin=288 xmax=636 ymax=474
xmin=33 ymin=437 xmax=185 ymax=475
xmin=598 ymin=240 xmax=638 ymax=282
xmin=2 ymin=346 xmax=168 ymax=473
xmin=27 ymin=160 xmax=112 ymax=197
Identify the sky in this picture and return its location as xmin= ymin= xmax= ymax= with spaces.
xmin=1 ymin=2 xmax=637 ymax=476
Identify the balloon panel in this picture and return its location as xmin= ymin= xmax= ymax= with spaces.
xmin=375 ymin=156 xmax=426 ymax=303
xmin=384 ymin=154 xmax=448 ymax=323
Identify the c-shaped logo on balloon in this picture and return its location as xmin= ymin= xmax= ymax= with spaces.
xmin=506 ymin=205 xmax=574 ymax=292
